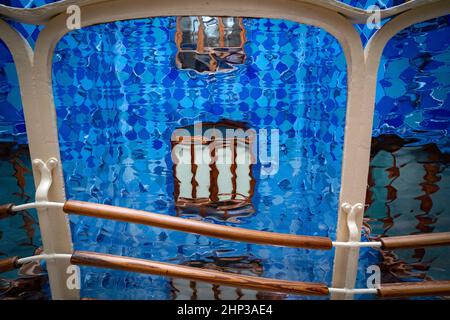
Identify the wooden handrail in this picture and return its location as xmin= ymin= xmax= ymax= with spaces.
xmin=4 ymin=251 xmax=450 ymax=298
xmin=378 ymin=280 xmax=450 ymax=298
xmin=63 ymin=200 xmax=333 ymax=250
xmin=380 ymin=232 xmax=450 ymax=250
xmin=70 ymin=251 xmax=450 ymax=298
xmin=0 ymin=256 xmax=19 ymax=273
xmin=70 ymin=250 xmax=330 ymax=296
xmin=0 ymin=203 xmax=15 ymax=219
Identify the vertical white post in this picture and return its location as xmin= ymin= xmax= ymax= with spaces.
xmin=0 ymin=20 xmax=78 ymax=300
xmin=32 ymin=158 xmax=79 ymax=300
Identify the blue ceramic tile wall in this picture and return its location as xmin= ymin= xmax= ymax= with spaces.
xmin=373 ymin=15 xmax=450 ymax=152
xmin=52 ymin=17 xmax=347 ymax=299
xmin=0 ymin=0 xmax=59 ymax=8
xmin=0 ymin=40 xmax=27 ymax=143
xmin=0 ymin=5 xmax=449 ymax=299
xmin=338 ymin=0 xmax=401 ymax=9
xmin=356 ymin=14 xmax=450 ymax=297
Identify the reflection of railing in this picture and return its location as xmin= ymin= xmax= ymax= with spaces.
xmin=365 ymin=136 xmax=450 ymax=283
xmin=2 ymin=199 xmax=450 ymax=298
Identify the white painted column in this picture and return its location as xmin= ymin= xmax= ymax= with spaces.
xmin=0 ymin=20 xmax=78 ymax=300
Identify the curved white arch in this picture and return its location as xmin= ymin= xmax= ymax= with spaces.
xmin=345 ymin=0 xmax=449 ymax=299
xmin=0 ymin=0 xmax=443 ymax=24
xmin=0 ymin=20 xmax=77 ymax=300
xmin=31 ymin=0 xmax=368 ymax=299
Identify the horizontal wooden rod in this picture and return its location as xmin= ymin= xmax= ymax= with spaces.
xmin=0 ymin=203 xmax=15 ymax=219
xmin=63 ymin=200 xmax=333 ymax=250
xmin=71 ymin=250 xmax=330 ymax=296
xmin=0 ymin=256 xmax=19 ymax=273
xmin=380 ymin=232 xmax=450 ymax=250
xmin=378 ymin=280 xmax=450 ymax=298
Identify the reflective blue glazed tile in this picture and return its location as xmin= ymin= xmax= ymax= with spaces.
xmin=373 ymin=15 xmax=450 ymax=152
xmin=0 ymin=40 xmax=27 ymax=143
xmin=338 ymin=0 xmax=399 ymax=9
xmin=52 ymin=17 xmax=347 ymax=300
xmin=0 ymin=0 xmax=60 ymax=8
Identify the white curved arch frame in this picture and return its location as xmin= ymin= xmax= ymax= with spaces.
xmin=348 ymin=0 xmax=450 ymax=300
xmin=0 ymin=0 xmax=448 ymax=300
xmin=0 ymin=20 xmax=77 ymax=299
xmin=0 ymin=0 xmax=443 ymax=24
xmin=32 ymin=0 xmax=366 ymax=300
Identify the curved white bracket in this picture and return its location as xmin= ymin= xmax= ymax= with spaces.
xmin=344 ymin=202 xmax=364 ymax=243
xmin=339 ymin=202 xmax=365 ymax=300
xmin=33 ymin=157 xmax=59 ymax=202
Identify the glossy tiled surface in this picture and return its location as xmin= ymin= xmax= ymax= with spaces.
xmin=0 ymin=40 xmax=27 ymax=143
xmin=52 ymin=17 xmax=347 ymax=299
xmin=338 ymin=0 xmax=403 ymax=9
xmin=0 ymin=8 xmax=449 ymax=300
xmin=373 ymin=15 xmax=450 ymax=151
xmin=0 ymin=0 xmax=59 ymax=8
xmin=357 ymin=15 xmax=450 ymax=296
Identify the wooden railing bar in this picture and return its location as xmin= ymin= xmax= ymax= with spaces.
xmin=63 ymin=200 xmax=333 ymax=250
xmin=7 ymin=201 xmax=450 ymax=251
xmin=380 ymin=232 xmax=450 ymax=250
xmin=4 ymin=252 xmax=450 ymax=298
xmin=70 ymin=251 xmax=330 ymax=296
xmin=0 ymin=256 xmax=19 ymax=273
xmin=378 ymin=280 xmax=450 ymax=298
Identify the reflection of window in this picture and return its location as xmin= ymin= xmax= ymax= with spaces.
xmin=171 ymin=120 xmax=255 ymax=221
xmin=175 ymin=16 xmax=246 ymax=73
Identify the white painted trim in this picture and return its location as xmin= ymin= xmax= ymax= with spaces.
xmin=0 ymin=20 xmax=78 ymax=300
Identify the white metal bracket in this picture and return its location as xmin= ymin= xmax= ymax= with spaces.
xmin=29 ymin=157 xmax=78 ymax=299
xmin=340 ymin=202 xmax=365 ymax=300
xmin=33 ymin=157 xmax=59 ymax=202
xmin=31 ymin=157 xmax=63 ymax=269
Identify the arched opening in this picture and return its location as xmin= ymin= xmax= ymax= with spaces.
xmin=363 ymin=14 xmax=450 ymax=290
xmin=51 ymin=16 xmax=347 ymax=300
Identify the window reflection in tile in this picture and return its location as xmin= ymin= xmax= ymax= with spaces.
xmin=176 ymin=16 xmax=246 ymax=73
